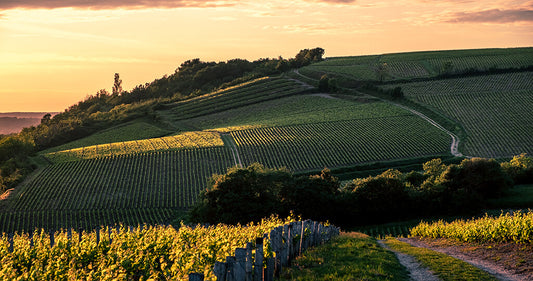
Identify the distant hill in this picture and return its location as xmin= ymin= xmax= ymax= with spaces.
xmin=0 ymin=112 xmax=58 ymax=134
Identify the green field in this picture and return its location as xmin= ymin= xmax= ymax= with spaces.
xmin=383 ymin=72 xmax=533 ymax=157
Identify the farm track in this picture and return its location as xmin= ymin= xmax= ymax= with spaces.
xmin=293 ymin=69 xmax=464 ymax=158
xmin=398 ymin=238 xmax=528 ymax=281
xmin=377 ymin=240 xmax=440 ymax=281
xmin=221 ymin=134 xmax=242 ymax=167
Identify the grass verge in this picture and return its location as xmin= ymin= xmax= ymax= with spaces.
xmin=384 ymin=238 xmax=497 ymax=281
xmin=280 ymin=232 xmax=409 ymax=281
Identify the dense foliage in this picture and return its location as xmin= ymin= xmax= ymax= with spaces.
xmin=190 ymin=164 xmax=339 ymax=224
xmin=191 ymin=156 xmax=532 ymax=227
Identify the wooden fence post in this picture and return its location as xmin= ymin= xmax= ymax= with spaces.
xmin=287 ymin=223 xmax=293 ymax=265
xmin=214 ymin=261 xmax=227 ymax=281
xmin=235 ymin=248 xmax=247 ymax=281
xmin=265 ymin=257 xmax=274 ymax=281
xmin=299 ymin=221 xmax=304 ymax=256
xmin=226 ymin=256 xmax=236 ymax=281
xmin=189 ymin=273 xmax=204 ymax=281
xmin=253 ymin=237 xmax=263 ymax=281
xmin=246 ymin=242 xmax=253 ymax=281
xmin=281 ymin=224 xmax=289 ymax=267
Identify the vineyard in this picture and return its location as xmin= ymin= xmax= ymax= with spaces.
xmin=231 ymin=116 xmax=450 ymax=172
xmin=42 ymin=121 xmax=172 ymax=154
xmin=383 ymin=72 xmax=533 ymax=157
xmin=159 ymin=76 xmax=311 ymax=125
xmin=410 ymin=210 xmax=533 ymax=244
xmin=0 ymin=217 xmax=289 ymax=280
xmin=1 ymin=148 xmax=235 ymax=232
xmin=45 ymin=131 xmax=224 ymax=163
xmin=301 ymin=47 xmax=533 ymax=81
xmin=186 ymin=94 xmax=407 ymax=130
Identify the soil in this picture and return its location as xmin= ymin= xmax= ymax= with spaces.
xmin=399 ymin=237 xmax=533 ymax=281
xmin=377 ymin=240 xmax=440 ymax=281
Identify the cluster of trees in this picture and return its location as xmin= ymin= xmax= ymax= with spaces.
xmin=190 ymin=155 xmax=533 ymax=227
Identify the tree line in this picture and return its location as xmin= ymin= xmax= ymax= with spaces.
xmin=190 ymin=154 xmax=533 ymax=228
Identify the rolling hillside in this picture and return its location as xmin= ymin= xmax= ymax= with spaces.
xmin=1 ymin=47 xmax=532 ymax=233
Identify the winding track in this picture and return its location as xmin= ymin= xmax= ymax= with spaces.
xmin=292 ymin=69 xmax=464 ymax=157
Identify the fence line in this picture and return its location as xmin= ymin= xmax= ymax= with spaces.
xmin=193 ymin=220 xmax=340 ymax=281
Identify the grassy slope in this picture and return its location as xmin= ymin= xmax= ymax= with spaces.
xmin=281 ymin=232 xmax=409 ymax=281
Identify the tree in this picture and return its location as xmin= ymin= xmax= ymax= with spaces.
xmin=441 ymin=158 xmax=512 ymax=199
xmin=318 ymin=75 xmax=329 ymax=92
xmin=40 ymin=113 xmax=51 ymax=125
xmin=375 ymin=63 xmax=388 ymax=82
xmin=112 ymin=73 xmax=122 ymax=96
xmin=440 ymin=61 xmax=454 ymax=76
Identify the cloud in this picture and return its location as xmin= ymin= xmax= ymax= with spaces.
xmin=0 ymin=0 xmax=241 ymax=10
xmin=447 ymin=8 xmax=533 ymax=23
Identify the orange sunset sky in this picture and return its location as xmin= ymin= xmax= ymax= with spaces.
xmin=1 ymin=0 xmax=532 ymax=112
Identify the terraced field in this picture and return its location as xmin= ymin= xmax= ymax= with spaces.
xmin=383 ymin=72 xmax=533 ymax=157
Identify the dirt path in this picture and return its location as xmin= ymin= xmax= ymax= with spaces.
xmin=366 ymin=95 xmax=463 ymax=157
xmin=292 ymin=69 xmax=465 ymax=157
xmin=377 ymin=240 xmax=440 ymax=281
xmin=399 ymin=238 xmax=530 ymax=281
xmin=221 ymin=133 xmax=242 ymax=167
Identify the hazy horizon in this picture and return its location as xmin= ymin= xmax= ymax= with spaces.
xmin=1 ymin=0 xmax=532 ymax=112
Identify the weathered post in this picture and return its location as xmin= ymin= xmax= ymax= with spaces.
xmin=214 ymin=261 xmax=227 ymax=281
xmin=265 ymin=257 xmax=274 ymax=281
xmin=287 ymin=223 xmax=293 ymax=265
xmin=189 ymin=273 xmax=204 ymax=281
xmin=253 ymin=237 xmax=264 ymax=281
xmin=299 ymin=221 xmax=304 ymax=255
xmin=246 ymin=242 xmax=253 ymax=281
xmin=281 ymin=224 xmax=289 ymax=266
xmin=226 ymin=256 xmax=236 ymax=281
xmin=235 ymin=248 xmax=247 ymax=281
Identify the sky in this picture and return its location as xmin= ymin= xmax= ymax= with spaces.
xmin=1 ymin=0 xmax=532 ymax=112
